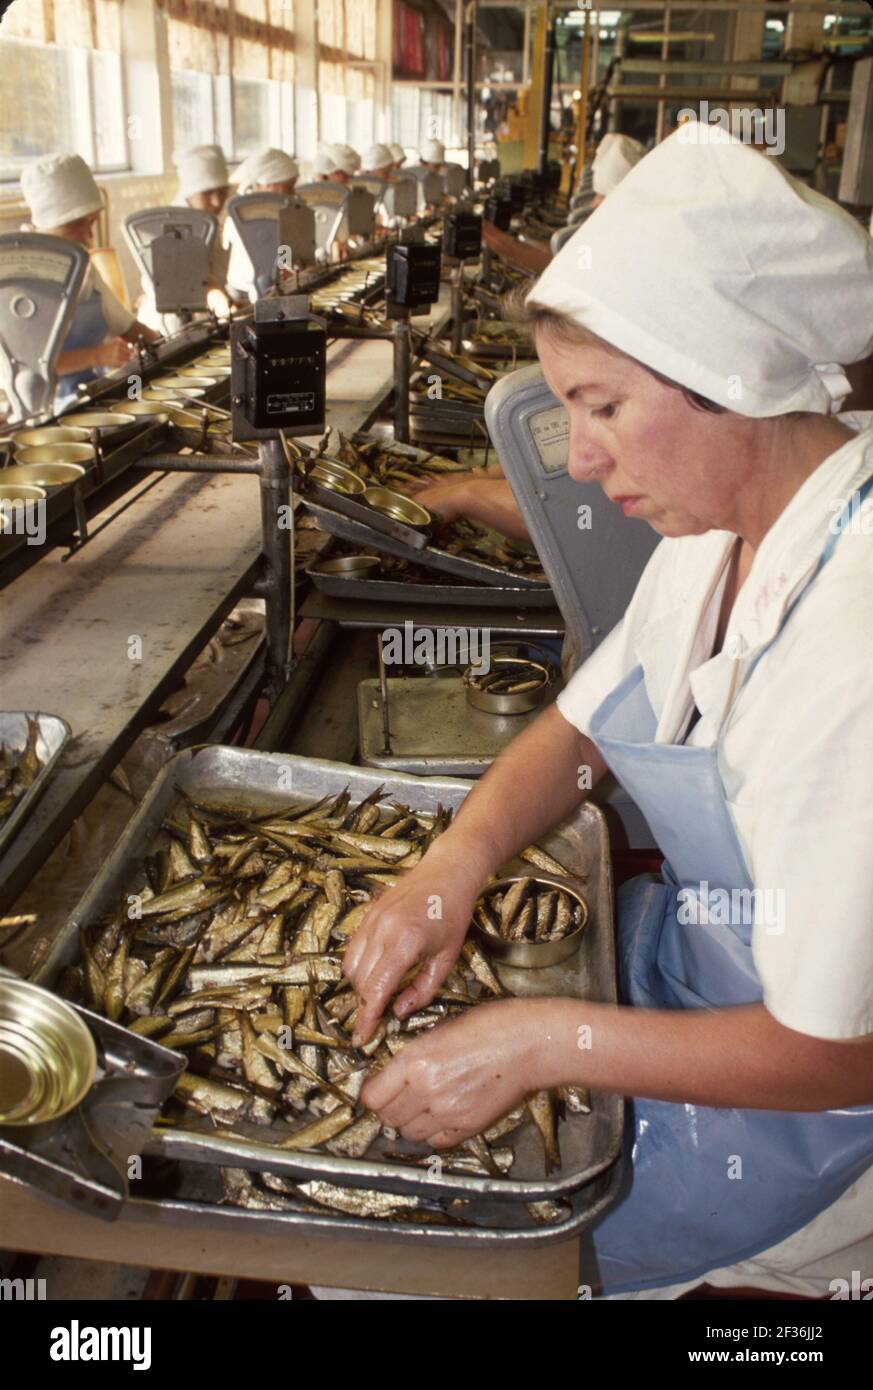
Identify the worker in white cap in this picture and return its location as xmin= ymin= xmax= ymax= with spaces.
xmin=389 ymin=142 xmax=406 ymax=172
xmin=171 ymin=144 xmax=232 ymax=317
xmin=174 ymin=143 xmax=231 ymax=217
xmin=419 ymin=137 xmax=446 ymax=171
xmin=19 ymin=153 xmax=159 ymax=409
xmin=344 ymin=126 xmax=873 ymax=1301
xmin=224 ymin=148 xmax=302 ymax=303
xmin=481 ymin=130 xmax=645 ymax=278
xmin=590 ymin=132 xmax=645 ymax=205
xmin=362 ymin=144 xmax=394 ymax=180
xmin=325 ymin=143 xmax=360 ymax=186
xmin=312 ymin=149 xmax=337 ymax=181
xmin=231 ymin=147 xmax=300 ymax=196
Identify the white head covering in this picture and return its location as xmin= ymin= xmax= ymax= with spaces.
xmin=592 ymin=134 xmax=645 ymax=195
xmin=328 ymin=143 xmax=361 ymax=175
xmin=232 ymin=148 xmax=299 ymax=191
xmin=363 ymin=143 xmax=394 ymax=173
xmin=420 ymin=138 xmax=446 ymax=165
xmin=174 ymin=144 xmax=229 ymax=198
xmin=20 ymin=153 xmax=102 ymax=230
xmin=389 ymin=142 xmax=406 ymax=164
xmin=529 ymin=126 xmax=873 ymax=418
xmin=312 ymin=150 xmax=337 ymax=177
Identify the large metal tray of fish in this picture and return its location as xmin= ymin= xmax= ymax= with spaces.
xmin=39 ymin=750 xmax=622 ymax=1223
xmin=305 ymin=562 xmax=555 ymax=609
xmin=302 ymin=498 xmax=549 ymax=590
xmin=0 ymin=712 xmax=71 ymax=859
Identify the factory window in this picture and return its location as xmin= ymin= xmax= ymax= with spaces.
xmin=318 ymin=0 xmax=378 ymax=153
xmin=163 ymin=0 xmax=294 ymax=159
xmin=0 ymin=0 xmax=128 ymax=182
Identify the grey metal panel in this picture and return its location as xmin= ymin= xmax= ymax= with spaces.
xmin=484 ymin=364 xmax=660 ymax=664
xmin=839 ymin=57 xmax=873 ymax=205
xmin=0 ymin=233 xmax=90 ymax=420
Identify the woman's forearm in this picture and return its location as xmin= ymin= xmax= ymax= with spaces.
xmin=457 ymin=479 xmax=531 ymax=541
xmin=428 ymin=704 xmax=607 ymax=885
xmin=526 ymin=998 xmax=873 ymax=1111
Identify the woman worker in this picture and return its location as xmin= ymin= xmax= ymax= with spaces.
xmin=173 ymin=144 xmax=232 ymax=317
xmin=482 ymin=132 xmax=645 ymax=276
xmin=344 ymin=127 xmax=873 ymax=1298
xmin=20 ymin=154 xmax=159 ymax=410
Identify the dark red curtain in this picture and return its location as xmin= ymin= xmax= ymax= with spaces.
xmin=393 ymin=0 xmax=425 ymax=78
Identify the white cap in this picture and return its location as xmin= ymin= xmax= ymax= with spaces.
xmin=329 ymin=143 xmax=361 ymax=175
xmin=389 ymin=143 xmax=406 ymax=164
xmin=312 ymin=150 xmax=337 ymax=177
xmin=232 ymin=148 xmax=299 ymax=191
xmin=529 ymin=125 xmax=873 ymax=418
xmin=363 ymin=143 xmax=394 ymax=173
xmin=592 ymin=134 xmax=645 ymax=195
xmin=173 ymin=144 xmax=229 ymax=198
xmin=20 ymin=153 xmax=102 ymax=230
xmin=420 ymin=138 xmax=446 ymax=165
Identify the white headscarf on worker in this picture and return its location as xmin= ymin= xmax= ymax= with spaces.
xmin=531 ymin=124 xmax=873 ymax=416
xmin=19 ymin=153 xmax=157 ymax=408
xmin=590 ymin=133 xmax=645 ymax=204
xmin=174 ymin=144 xmax=230 ymax=215
xmin=232 ymin=148 xmax=299 ymax=195
xmin=420 ymin=138 xmax=446 ymax=171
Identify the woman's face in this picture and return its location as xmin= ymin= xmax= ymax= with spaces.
xmin=261 ymin=179 xmax=297 ymax=195
xmin=536 ymin=328 xmax=749 ymax=538
xmin=53 ymin=213 xmax=99 ymax=246
xmin=188 ymin=186 xmax=229 ymax=216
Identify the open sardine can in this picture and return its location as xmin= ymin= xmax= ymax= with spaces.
xmin=311 ymin=553 xmax=381 ymax=577
xmin=0 ymin=462 xmax=87 ymax=489
xmin=464 ymin=651 xmax=555 ymax=715
xmin=111 ymin=400 xmax=171 ymax=422
xmin=11 ymin=425 xmax=90 ymax=450
xmin=65 ymin=410 xmax=138 ymax=436
xmin=472 ymin=872 xmax=589 ymax=968
xmin=143 ymin=385 xmax=207 ymax=401
xmin=0 ymin=976 xmax=97 ymax=1126
xmin=362 ymin=485 xmax=431 ymax=528
xmin=309 ymin=458 xmax=366 ymax=496
xmin=12 ymin=443 xmax=95 ymax=477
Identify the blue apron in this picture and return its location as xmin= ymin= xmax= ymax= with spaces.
xmin=55 ymin=281 xmax=110 ymax=409
xmin=586 ymin=474 xmax=873 ymax=1295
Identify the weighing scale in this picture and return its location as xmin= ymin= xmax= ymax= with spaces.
xmin=442 ymin=163 xmax=468 ymax=198
xmin=405 ymin=166 xmax=446 ymax=213
xmin=295 ymin=183 xmax=377 ymax=260
xmin=354 ymin=174 xmax=418 ymax=225
xmin=122 ymin=205 xmax=218 ymax=316
xmin=225 ymin=191 xmax=317 ymax=296
xmin=0 ymin=232 xmax=89 ymax=422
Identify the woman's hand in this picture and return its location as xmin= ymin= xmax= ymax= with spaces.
xmin=410 ymin=479 xmax=475 ymax=521
xmin=342 ymin=840 xmax=489 ymax=1045
xmin=362 ymin=998 xmax=551 ymax=1147
xmin=96 ymin=336 xmax=135 ymax=369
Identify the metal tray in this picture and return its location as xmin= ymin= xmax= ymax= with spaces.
xmin=125 ymin=1148 xmax=622 ymax=1249
xmin=306 ymin=563 xmax=556 ymax=609
xmin=303 ymin=497 xmax=549 ymax=591
xmin=0 ymin=712 xmax=71 ymax=858
xmin=305 ymin=480 xmax=429 ymax=550
xmin=38 ymin=749 xmax=622 ymax=1209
